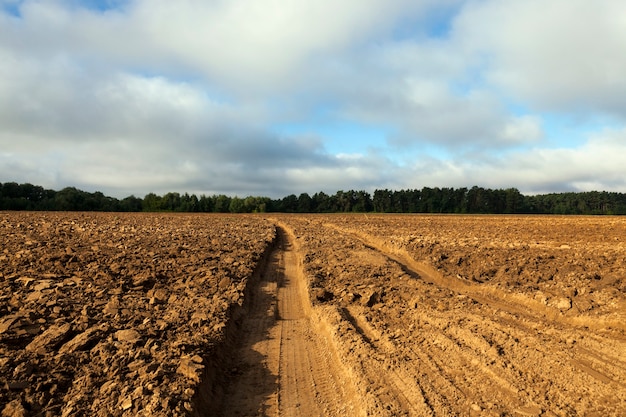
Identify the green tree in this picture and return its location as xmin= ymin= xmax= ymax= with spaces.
xmin=214 ymin=195 xmax=231 ymax=213
xmin=297 ymin=193 xmax=313 ymax=212
xmin=142 ymin=193 xmax=162 ymax=211
xmin=504 ymin=188 xmax=524 ymax=213
xmin=121 ymin=195 xmax=143 ymax=211
xmin=312 ymin=191 xmax=331 ymax=212
xmin=277 ymin=194 xmax=298 ymax=212
xmin=228 ymin=197 xmax=244 ymax=213
xmin=198 ymin=195 xmax=214 ymax=212
xmin=373 ymin=189 xmax=392 ymax=212
xmin=54 ymin=187 xmax=86 ymax=211
xmin=352 ymin=190 xmax=372 ymax=212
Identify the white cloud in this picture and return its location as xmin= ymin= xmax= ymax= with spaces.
xmin=0 ymin=50 xmax=227 ymax=145
xmin=326 ymin=0 xmax=624 ymax=150
xmin=1 ymin=0 xmax=445 ymax=95
xmin=393 ymin=127 xmax=626 ymax=194
xmin=501 ymin=116 xmax=543 ymax=143
xmin=0 ymin=47 xmax=338 ymax=197
xmin=340 ymin=75 xmax=543 ymax=149
xmin=453 ymin=0 xmax=626 ymax=116
xmin=1 ymin=0 xmax=625 ymax=198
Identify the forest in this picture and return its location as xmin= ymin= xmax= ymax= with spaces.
xmin=1 ymin=182 xmax=626 ymax=214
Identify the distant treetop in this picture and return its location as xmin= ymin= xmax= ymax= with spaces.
xmin=1 ymin=182 xmax=625 ymax=214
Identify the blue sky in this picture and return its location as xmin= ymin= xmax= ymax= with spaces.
xmin=1 ymin=0 xmax=625 ymax=198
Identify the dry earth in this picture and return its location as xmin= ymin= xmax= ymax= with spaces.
xmin=213 ymin=226 xmax=362 ymax=417
xmin=0 ymin=212 xmax=275 ymax=416
xmin=276 ymin=215 xmax=626 ymax=417
xmin=1 ymin=213 xmax=625 ymax=416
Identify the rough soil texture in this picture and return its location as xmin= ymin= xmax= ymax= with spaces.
xmin=2 ymin=213 xmax=626 ymax=416
xmin=0 ymin=212 xmax=275 ymax=416
xmin=277 ymin=214 xmax=626 ymax=416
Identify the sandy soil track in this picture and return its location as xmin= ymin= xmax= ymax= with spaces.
xmin=217 ymin=227 xmax=363 ymax=416
xmin=273 ymin=215 xmax=626 ymax=416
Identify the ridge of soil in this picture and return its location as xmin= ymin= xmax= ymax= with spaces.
xmin=279 ymin=215 xmax=626 ymax=416
xmin=190 ymin=222 xmax=279 ymax=416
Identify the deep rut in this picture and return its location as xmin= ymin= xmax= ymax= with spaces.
xmin=217 ymin=227 xmax=362 ymax=417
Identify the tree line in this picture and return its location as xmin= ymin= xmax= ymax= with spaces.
xmin=2 ymin=182 xmax=626 ymax=214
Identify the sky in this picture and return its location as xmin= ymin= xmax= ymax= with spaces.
xmin=1 ymin=0 xmax=625 ymax=199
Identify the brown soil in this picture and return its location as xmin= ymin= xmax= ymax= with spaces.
xmin=0 ymin=212 xmax=275 ymax=416
xmin=277 ymin=214 xmax=626 ymax=416
xmin=213 ymin=227 xmax=362 ymax=416
xmin=2 ymin=213 xmax=625 ymax=416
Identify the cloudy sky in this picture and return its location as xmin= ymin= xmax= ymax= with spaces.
xmin=1 ymin=0 xmax=625 ymax=198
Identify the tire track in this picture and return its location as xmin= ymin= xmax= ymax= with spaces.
xmin=214 ymin=217 xmax=626 ymax=416
xmin=218 ymin=226 xmax=363 ymax=417
xmin=340 ymin=306 xmax=438 ymax=417
xmin=328 ymin=222 xmax=626 ymax=335
xmin=316 ymin=223 xmax=531 ymax=413
xmin=314 ymin=220 xmax=626 ymax=415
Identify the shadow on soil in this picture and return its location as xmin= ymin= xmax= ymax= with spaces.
xmin=191 ymin=226 xmax=283 ymax=417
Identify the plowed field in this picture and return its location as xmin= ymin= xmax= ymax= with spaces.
xmin=1 ymin=212 xmax=276 ymax=416
xmin=1 ymin=213 xmax=625 ymax=416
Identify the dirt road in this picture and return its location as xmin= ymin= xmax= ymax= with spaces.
xmin=280 ymin=216 xmax=626 ymax=416
xmin=208 ymin=218 xmax=626 ymax=416
xmin=217 ymin=227 xmax=363 ymax=416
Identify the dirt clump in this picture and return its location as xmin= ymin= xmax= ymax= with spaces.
xmin=2 ymin=212 xmax=626 ymax=416
xmin=0 ymin=212 xmax=274 ymax=416
xmin=277 ymin=214 xmax=626 ymax=416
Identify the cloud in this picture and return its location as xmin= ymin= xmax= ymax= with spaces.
xmin=1 ymin=0 xmax=625 ymax=198
xmin=453 ymin=0 xmax=626 ymax=117
xmin=0 ymin=51 xmax=225 ymax=144
xmin=501 ymin=116 xmax=544 ymax=144
xmin=335 ymin=63 xmax=543 ymax=149
xmin=0 ymin=45 xmax=334 ymax=197
xmin=2 ymin=0 xmax=548 ymax=152
xmin=1 ymin=0 xmax=446 ymax=94
xmin=393 ymin=127 xmax=626 ymax=194
xmin=322 ymin=0 xmax=624 ymax=149
xmin=0 ymin=48 xmax=381 ymax=198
